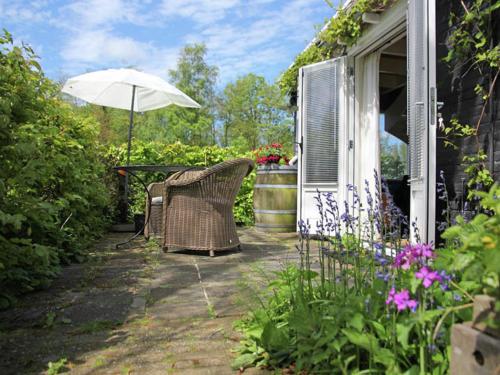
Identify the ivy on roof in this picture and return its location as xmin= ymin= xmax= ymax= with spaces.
xmin=279 ymin=0 xmax=394 ymax=96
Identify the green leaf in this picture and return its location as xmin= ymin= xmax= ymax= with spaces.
xmin=370 ymin=320 xmax=387 ymax=340
xmin=342 ymin=329 xmax=379 ymax=353
xmin=231 ymin=353 xmax=258 ymax=370
xmin=396 ymin=322 xmax=414 ymax=350
xmin=348 ymin=313 xmax=364 ymax=332
xmin=403 ymin=365 xmax=420 ymax=375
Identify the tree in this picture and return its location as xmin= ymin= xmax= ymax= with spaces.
xmin=218 ymin=73 xmax=292 ymax=151
xmin=137 ymin=44 xmax=218 ymax=145
xmin=380 ymin=134 xmax=407 ymax=179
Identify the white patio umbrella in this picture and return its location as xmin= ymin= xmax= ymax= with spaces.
xmin=62 ymin=68 xmax=201 ymax=220
xmin=62 ymin=68 xmax=200 ymax=165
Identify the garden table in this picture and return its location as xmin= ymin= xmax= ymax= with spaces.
xmin=113 ymin=165 xmax=205 ymax=248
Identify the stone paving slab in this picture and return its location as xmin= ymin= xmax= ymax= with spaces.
xmin=0 ymin=228 xmax=299 ymax=374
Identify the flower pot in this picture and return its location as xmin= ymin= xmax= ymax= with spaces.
xmin=253 ymin=165 xmax=297 ymax=232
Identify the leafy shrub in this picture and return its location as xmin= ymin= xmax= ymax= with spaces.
xmin=106 ymin=141 xmax=256 ymax=225
xmin=0 ymin=31 xmax=111 ymax=307
xmin=437 ymin=184 xmax=500 ymax=328
xmin=233 ymin=176 xmax=476 ymax=373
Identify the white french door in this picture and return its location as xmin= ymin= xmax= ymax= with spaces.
xmin=407 ymin=0 xmax=436 ymax=243
xmin=297 ymin=57 xmax=349 ymax=233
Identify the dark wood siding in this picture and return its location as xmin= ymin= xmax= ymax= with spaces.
xmin=435 ymin=0 xmax=499 ymax=225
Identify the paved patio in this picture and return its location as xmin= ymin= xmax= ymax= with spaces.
xmin=0 ymin=228 xmax=299 ymax=374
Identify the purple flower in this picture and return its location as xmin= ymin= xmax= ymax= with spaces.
xmin=298 ymin=219 xmax=310 ymax=237
xmin=387 ymin=288 xmax=418 ymax=311
xmin=374 ymin=250 xmax=388 ymax=266
xmin=438 ymin=270 xmax=452 ymax=290
xmin=393 ymin=246 xmax=414 ymax=270
xmin=376 ymin=271 xmax=390 ymax=282
xmin=393 ymin=243 xmax=435 ymax=269
xmin=412 ymin=243 xmax=434 ymax=259
xmin=415 ymin=266 xmax=442 ymax=288
xmin=413 ymin=243 xmax=433 ymax=258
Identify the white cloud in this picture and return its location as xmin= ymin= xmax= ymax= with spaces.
xmin=160 ymin=0 xmax=240 ymax=25
xmin=60 ymin=29 xmax=179 ymax=78
xmin=178 ymin=0 xmax=331 ymax=82
xmin=0 ymin=0 xmax=52 ymax=22
xmin=57 ymin=0 xmax=156 ymax=30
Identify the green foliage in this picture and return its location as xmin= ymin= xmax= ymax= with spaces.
xmin=0 ymin=30 xmax=111 ymax=307
xmin=463 ymin=151 xmax=495 ymax=199
xmin=443 ymin=0 xmax=500 ymax=70
xmin=322 ymin=0 xmax=394 ymax=47
xmin=278 ymin=43 xmax=335 ymax=97
xmin=73 ymin=105 xmax=130 ymax=145
xmin=106 ymin=141 xmax=256 ymax=225
xmin=442 ymin=0 xmax=499 ymax=199
xmin=279 ymin=1 xmax=394 ymax=95
xmin=233 ymin=181 xmax=469 ymax=373
xmin=219 ymin=73 xmax=293 ymax=151
xmin=440 ymin=184 xmax=500 ymax=299
xmin=47 ymin=358 xmax=67 ymax=375
xmin=380 ymin=134 xmax=407 ymax=179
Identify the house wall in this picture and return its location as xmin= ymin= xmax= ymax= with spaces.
xmin=435 ymin=0 xmax=500 ymax=225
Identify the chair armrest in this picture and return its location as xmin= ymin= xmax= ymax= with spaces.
xmin=147 ymin=182 xmax=164 ymax=198
xmin=165 ymin=170 xmax=207 ymax=187
xmin=165 ymin=159 xmax=254 ymax=187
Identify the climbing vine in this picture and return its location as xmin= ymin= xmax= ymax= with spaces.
xmin=279 ymin=0 xmax=395 ymax=95
xmin=442 ymin=0 xmax=499 ymax=198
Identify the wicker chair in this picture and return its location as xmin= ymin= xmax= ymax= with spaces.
xmin=162 ymin=158 xmax=254 ymax=256
xmin=144 ymin=170 xmax=206 ymax=241
xmin=144 ymin=182 xmax=164 ymax=241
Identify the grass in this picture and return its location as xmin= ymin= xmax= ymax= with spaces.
xmin=43 ymin=311 xmax=57 ymax=329
xmin=120 ymin=365 xmax=133 ymax=374
xmin=47 ymin=358 xmax=67 ymax=375
xmin=207 ymin=303 xmax=217 ymax=319
xmin=93 ymin=356 xmax=106 ymax=368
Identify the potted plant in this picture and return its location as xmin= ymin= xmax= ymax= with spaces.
xmin=253 ymin=144 xmax=297 ymax=233
xmin=254 ymin=143 xmax=290 ymax=168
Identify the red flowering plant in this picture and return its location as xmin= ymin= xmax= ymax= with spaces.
xmin=253 ymin=143 xmax=290 ymax=166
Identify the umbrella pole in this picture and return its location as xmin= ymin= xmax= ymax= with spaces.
xmin=124 ymin=85 xmax=136 ymax=221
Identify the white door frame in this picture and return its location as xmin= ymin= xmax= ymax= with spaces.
xmin=406 ymin=0 xmax=436 ymax=243
xmin=345 ymin=0 xmax=436 ymax=243
xmin=347 ymin=0 xmax=406 ymax=221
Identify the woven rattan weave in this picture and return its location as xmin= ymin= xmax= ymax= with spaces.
xmin=144 ymin=182 xmax=164 ymax=240
xmin=162 ymin=158 xmax=254 ymax=256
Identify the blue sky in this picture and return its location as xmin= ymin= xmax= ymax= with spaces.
xmin=0 ymin=0 xmax=335 ymax=87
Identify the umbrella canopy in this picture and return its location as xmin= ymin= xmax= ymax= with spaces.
xmin=61 ymin=68 xmax=200 ymax=111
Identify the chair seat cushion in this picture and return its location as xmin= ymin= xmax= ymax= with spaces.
xmin=151 ymin=196 xmax=163 ymax=205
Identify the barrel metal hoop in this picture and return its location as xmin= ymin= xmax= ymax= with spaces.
xmin=254 ymin=184 xmax=297 ymax=189
xmin=254 ymin=209 xmax=296 ymax=214
xmin=256 ymin=170 xmax=298 ymax=175
xmin=255 ymin=223 xmax=296 ymax=228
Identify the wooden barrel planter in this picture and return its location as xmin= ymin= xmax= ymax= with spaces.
xmin=253 ymin=165 xmax=297 ymax=232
